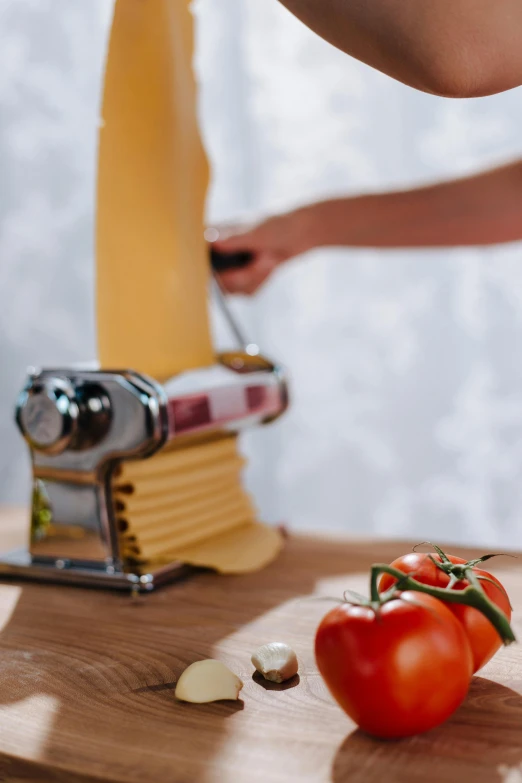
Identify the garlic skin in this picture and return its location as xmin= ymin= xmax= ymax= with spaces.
xmin=175 ymin=659 xmax=243 ymax=703
xmin=251 ymin=642 xmax=298 ymax=683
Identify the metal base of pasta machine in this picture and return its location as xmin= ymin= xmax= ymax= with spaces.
xmin=0 ymin=547 xmax=192 ymax=593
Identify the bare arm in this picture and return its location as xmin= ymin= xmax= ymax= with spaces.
xmin=213 ymin=160 xmax=522 ymax=294
xmin=278 ymin=0 xmax=522 ymax=97
xmin=306 ymin=160 xmax=522 ymax=249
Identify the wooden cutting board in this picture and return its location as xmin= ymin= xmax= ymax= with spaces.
xmin=0 ymin=507 xmax=521 ymax=783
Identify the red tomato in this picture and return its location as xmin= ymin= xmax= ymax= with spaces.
xmin=315 ymin=592 xmax=472 ymax=739
xmin=378 ymin=553 xmax=511 ymax=672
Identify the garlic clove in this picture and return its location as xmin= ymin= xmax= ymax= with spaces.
xmin=175 ymin=659 xmax=244 ymax=703
xmin=251 ymin=642 xmax=298 ymax=684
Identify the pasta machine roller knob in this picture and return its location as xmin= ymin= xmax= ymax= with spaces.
xmin=16 ymin=376 xmax=111 ymax=455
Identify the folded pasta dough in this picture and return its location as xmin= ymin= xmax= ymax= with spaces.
xmin=96 ymin=0 xmax=282 ymax=573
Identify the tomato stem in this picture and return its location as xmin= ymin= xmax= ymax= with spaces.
xmin=465 ymin=553 xmax=517 ymax=569
xmin=413 ymin=543 xmax=516 ymax=578
xmin=370 ymin=564 xmax=516 ymax=646
xmin=413 ymin=541 xmax=451 ymax=563
xmin=414 ymin=544 xmax=515 ymax=608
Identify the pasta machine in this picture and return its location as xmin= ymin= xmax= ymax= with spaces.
xmin=0 ymin=273 xmax=288 ymax=592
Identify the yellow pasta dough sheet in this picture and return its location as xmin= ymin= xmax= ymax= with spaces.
xmin=97 ymin=0 xmax=282 ymax=574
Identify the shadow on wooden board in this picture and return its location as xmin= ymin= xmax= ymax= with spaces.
xmin=332 ymin=677 xmax=522 ymax=783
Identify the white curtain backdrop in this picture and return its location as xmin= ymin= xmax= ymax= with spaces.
xmin=2 ymin=0 xmax=522 ymax=547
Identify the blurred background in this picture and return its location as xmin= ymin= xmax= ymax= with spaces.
xmin=2 ymin=0 xmax=522 ymax=547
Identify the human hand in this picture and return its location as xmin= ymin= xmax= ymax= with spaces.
xmin=210 ymin=208 xmax=316 ymax=295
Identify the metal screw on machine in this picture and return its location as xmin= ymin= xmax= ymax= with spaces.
xmin=16 ymin=375 xmax=112 ymax=455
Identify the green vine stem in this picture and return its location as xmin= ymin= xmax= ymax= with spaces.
xmin=370 ymin=563 xmax=516 ymax=646
xmin=414 ymin=542 xmax=514 ymax=609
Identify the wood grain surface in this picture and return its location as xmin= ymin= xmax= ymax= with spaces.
xmin=0 ymin=507 xmax=521 ymax=783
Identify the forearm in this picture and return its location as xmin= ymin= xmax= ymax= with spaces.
xmin=278 ymin=0 xmax=522 ymax=97
xmin=301 ymin=161 xmax=522 ymax=250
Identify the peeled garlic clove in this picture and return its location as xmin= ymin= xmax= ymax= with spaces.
xmin=175 ymin=659 xmax=243 ymax=703
xmin=251 ymin=642 xmax=298 ymax=684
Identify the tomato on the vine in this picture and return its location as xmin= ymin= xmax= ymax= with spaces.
xmin=315 ymin=592 xmax=473 ymax=739
xmin=378 ymin=551 xmax=511 ymax=672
